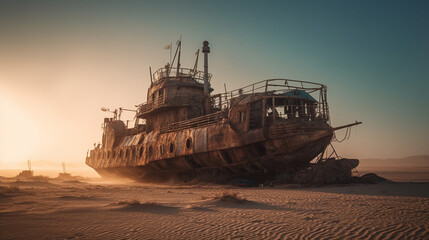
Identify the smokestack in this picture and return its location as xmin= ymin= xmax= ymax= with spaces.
xmin=202 ymin=41 xmax=210 ymax=95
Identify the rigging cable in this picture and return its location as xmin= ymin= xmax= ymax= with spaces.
xmin=333 ymin=126 xmax=351 ymax=143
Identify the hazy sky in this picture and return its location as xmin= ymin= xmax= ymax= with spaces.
xmin=0 ymin=0 xmax=428 ymax=170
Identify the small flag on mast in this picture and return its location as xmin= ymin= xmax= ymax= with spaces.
xmin=164 ymin=44 xmax=171 ymax=50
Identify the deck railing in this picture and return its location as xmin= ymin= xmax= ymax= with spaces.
xmin=266 ymin=103 xmax=326 ymax=121
xmin=136 ymin=78 xmax=329 ymax=130
xmin=160 ymin=110 xmax=227 ymax=133
xmin=152 ymin=67 xmax=212 ymax=84
xmin=137 ymin=93 xmax=166 ymax=115
xmin=211 ymin=79 xmax=329 ymax=120
xmin=137 ymin=93 xmax=204 ymax=116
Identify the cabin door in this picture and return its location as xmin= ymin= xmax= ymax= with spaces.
xmin=249 ymin=100 xmax=262 ymax=129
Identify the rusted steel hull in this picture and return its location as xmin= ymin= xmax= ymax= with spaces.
xmin=87 ymin=123 xmax=333 ymax=181
xmin=86 ymin=42 xmax=338 ymax=182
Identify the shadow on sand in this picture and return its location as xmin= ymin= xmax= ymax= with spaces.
xmin=109 ymin=200 xmax=180 ymax=214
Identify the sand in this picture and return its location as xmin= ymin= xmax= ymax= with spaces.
xmin=358 ymin=166 xmax=429 ymax=183
xmin=0 ymin=174 xmax=428 ymax=240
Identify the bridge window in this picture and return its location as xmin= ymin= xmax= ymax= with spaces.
xmin=266 ymin=97 xmax=317 ymax=122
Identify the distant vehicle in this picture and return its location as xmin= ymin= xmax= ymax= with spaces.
xmin=57 ymin=162 xmax=73 ymax=180
xmin=86 ymin=40 xmax=360 ymax=181
xmin=17 ymin=160 xmax=34 ymax=179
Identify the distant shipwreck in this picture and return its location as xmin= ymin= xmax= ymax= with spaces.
xmin=86 ymin=40 xmax=361 ymax=181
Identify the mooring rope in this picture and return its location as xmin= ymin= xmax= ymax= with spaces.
xmin=333 ymin=126 xmax=351 ymax=143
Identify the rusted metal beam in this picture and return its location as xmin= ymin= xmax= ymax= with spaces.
xmin=333 ymin=121 xmax=362 ymax=131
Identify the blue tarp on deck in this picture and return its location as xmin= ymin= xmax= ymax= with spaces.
xmin=283 ymin=90 xmax=317 ymax=102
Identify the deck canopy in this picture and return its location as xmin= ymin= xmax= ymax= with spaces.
xmin=282 ymin=90 xmax=317 ymax=102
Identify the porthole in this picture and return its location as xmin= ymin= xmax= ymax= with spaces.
xmin=148 ymin=146 xmax=153 ymax=156
xmin=112 ymin=150 xmax=116 ymax=158
xmin=119 ymin=149 xmax=123 ymax=158
xmin=139 ymin=147 xmax=143 ymax=158
xmin=169 ymin=142 xmax=174 ymax=154
xmin=160 ymin=144 xmax=164 ymax=155
xmin=132 ymin=148 xmax=136 ymax=158
xmin=186 ymin=138 xmax=192 ymax=149
xmin=126 ymin=149 xmax=129 ymax=158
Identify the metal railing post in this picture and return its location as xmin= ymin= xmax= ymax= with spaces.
xmin=272 ymin=97 xmax=276 ymax=125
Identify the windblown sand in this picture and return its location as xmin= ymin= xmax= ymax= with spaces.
xmin=0 ymin=176 xmax=428 ymax=240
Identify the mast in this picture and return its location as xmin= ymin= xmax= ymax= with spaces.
xmin=192 ymin=49 xmax=200 ymax=76
xmin=202 ymin=40 xmax=211 ymax=114
xmin=176 ymin=40 xmax=182 ymax=77
xmin=169 ymin=42 xmax=172 ymax=66
xmin=149 ymin=66 xmax=153 ymax=84
xmin=170 ymin=40 xmax=181 ymax=76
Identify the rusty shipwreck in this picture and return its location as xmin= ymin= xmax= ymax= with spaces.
xmin=86 ymin=40 xmax=360 ymax=181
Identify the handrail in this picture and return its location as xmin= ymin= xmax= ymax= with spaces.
xmin=136 ymin=93 xmax=204 ymax=116
xmin=152 ymin=67 xmax=212 ymax=84
xmin=210 ymin=78 xmax=329 ymax=121
xmin=137 ymin=94 xmax=167 ymax=115
xmin=213 ymin=78 xmax=325 ymax=101
xmin=136 ymin=78 xmax=329 ymax=121
xmin=160 ymin=110 xmax=227 ymax=133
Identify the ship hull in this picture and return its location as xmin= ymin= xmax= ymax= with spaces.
xmin=90 ymin=125 xmax=333 ymax=181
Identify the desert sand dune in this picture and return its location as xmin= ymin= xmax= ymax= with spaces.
xmin=0 ymin=176 xmax=428 ymax=239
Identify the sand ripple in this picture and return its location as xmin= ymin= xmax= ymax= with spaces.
xmin=0 ymin=181 xmax=427 ymax=239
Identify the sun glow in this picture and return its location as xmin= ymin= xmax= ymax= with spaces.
xmin=0 ymin=94 xmax=42 ymax=168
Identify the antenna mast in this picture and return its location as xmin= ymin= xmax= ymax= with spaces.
xmin=192 ymin=49 xmax=200 ymax=76
xmin=176 ymin=39 xmax=182 ymax=77
xmin=27 ymin=160 xmax=31 ymax=171
xmin=170 ymin=40 xmax=180 ymax=76
xmin=149 ymin=67 xmax=153 ymax=84
xmin=202 ymin=40 xmax=211 ymax=114
xmin=62 ymin=162 xmax=66 ymax=174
